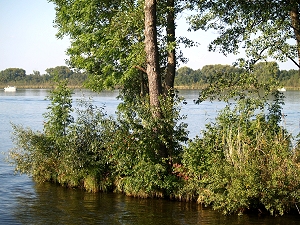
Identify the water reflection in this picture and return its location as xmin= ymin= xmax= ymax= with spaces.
xmin=12 ymin=182 xmax=300 ymax=225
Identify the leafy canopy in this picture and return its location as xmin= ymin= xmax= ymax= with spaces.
xmin=189 ymin=0 xmax=299 ymax=67
xmin=49 ymin=0 xmax=195 ymax=92
xmin=50 ymin=0 xmax=146 ymax=91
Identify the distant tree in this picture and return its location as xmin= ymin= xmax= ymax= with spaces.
xmin=45 ymin=66 xmax=74 ymax=80
xmin=0 ymin=68 xmax=26 ymax=83
xmin=175 ymin=66 xmax=199 ymax=86
xmin=201 ymin=64 xmax=243 ymax=84
xmin=252 ymin=62 xmax=280 ymax=84
xmin=278 ymin=69 xmax=298 ymax=83
xmin=68 ymin=71 xmax=88 ymax=86
xmin=280 ymin=69 xmax=300 ymax=87
xmin=32 ymin=70 xmax=41 ymax=77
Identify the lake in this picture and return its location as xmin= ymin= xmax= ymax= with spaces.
xmin=1 ymin=89 xmax=300 ymax=224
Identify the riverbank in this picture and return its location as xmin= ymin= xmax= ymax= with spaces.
xmin=174 ymin=85 xmax=300 ymax=90
xmin=1 ymin=85 xmax=85 ymax=89
xmin=2 ymin=83 xmax=300 ymax=91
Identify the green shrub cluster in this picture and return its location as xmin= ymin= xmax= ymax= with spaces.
xmin=9 ymin=79 xmax=114 ymax=192
xmin=180 ymin=92 xmax=300 ymax=215
xmin=109 ymin=94 xmax=188 ymax=197
xmin=9 ymin=79 xmax=188 ymax=196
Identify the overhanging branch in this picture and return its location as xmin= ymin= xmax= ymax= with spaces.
xmin=288 ymin=56 xmax=300 ymax=69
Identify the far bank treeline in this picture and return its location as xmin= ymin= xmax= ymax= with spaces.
xmin=1 ymin=62 xmax=298 ymax=89
xmin=0 ymin=66 xmax=87 ymax=88
xmin=176 ymin=62 xmax=299 ymax=89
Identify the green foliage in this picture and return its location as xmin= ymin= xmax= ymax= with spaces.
xmin=279 ymin=69 xmax=300 ymax=87
xmin=189 ymin=0 xmax=299 ymax=68
xmin=53 ymin=98 xmax=115 ymax=191
xmin=49 ymin=0 xmax=146 ymax=91
xmin=109 ymin=93 xmax=188 ymax=197
xmin=8 ymin=62 xmax=300 ymax=216
xmin=46 ymin=66 xmax=74 ymax=80
xmin=43 ymin=77 xmax=74 ymax=138
xmin=253 ymin=62 xmax=280 ymax=84
xmin=174 ymin=62 xmax=298 ymax=89
xmin=9 ymin=124 xmax=60 ymax=182
xmin=0 ymin=68 xmax=26 ymax=83
xmin=175 ymin=66 xmax=201 ymax=86
xmin=181 ymin=75 xmax=300 ymax=215
xmin=1 ymin=63 xmax=299 ymax=89
xmin=9 ymin=79 xmax=115 ymax=191
xmin=0 ymin=66 xmax=87 ymax=88
xmin=8 ymin=78 xmax=188 ymax=196
xmin=49 ymin=0 xmax=195 ymax=94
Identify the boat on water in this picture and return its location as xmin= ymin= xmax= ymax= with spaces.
xmin=277 ymin=87 xmax=286 ymax=92
xmin=4 ymin=86 xmax=17 ymax=92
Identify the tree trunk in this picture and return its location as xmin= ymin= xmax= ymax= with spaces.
xmin=290 ymin=3 xmax=300 ymax=70
xmin=164 ymin=0 xmax=176 ymax=95
xmin=144 ymin=0 xmax=162 ymax=117
xmin=144 ymin=0 xmax=170 ymax=159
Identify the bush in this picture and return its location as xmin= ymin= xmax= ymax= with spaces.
xmin=109 ymin=94 xmax=188 ymax=197
xmin=182 ymin=92 xmax=300 ymax=215
xmin=9 ymin=80 xmax=188 ymax=196
xmin=9 ymin=79 xmax=115 ymax=192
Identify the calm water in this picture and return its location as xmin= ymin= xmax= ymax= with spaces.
xmin=1 ymin=89 xmax=300 ymax=224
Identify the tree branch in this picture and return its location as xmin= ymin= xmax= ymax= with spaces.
xmin=134 ymin=65 xmax=147 ymax=73
xmin=288 ymin=56 xmax=300 ymax=68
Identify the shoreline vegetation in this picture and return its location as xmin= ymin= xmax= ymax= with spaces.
xmin=7 ymin=74 xmax=300 ymax=216
xmin=3 ymin=85 xmax=300 ymax=91
xmin=2 ymin=86 xmax=300 ymax=91
xmin=2 ymin=84 xmax=300 ymax=91
xmin=1 ymin=62 xmax=300 ymax=91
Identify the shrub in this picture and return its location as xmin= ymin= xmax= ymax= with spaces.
xmin=9 ymin=79 xmax=115 ymax=192
xmin=182 ymin=92 xmax=300 ymax=215
xmin=109 ymin=94 xmax=188 ymax=197
xmin=9 ymin=80 xmax=188 ymax=196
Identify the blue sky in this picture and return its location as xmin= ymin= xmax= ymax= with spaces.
xmin=0 ymin=0 xmax=297 ymax=74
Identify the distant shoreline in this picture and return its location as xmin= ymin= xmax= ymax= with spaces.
xmin=2 ymin=85 xmax=300 ymax=91
xmin=1 ymin=85 xmax=84 ymax=89
xmin=174 ymin=86 xmax=300 ymax=90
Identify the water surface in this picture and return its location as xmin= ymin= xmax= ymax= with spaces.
xmin=1 ymin=89 xmax=300 ymax=224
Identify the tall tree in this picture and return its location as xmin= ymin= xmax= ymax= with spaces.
xmin=49 ymin=0 xmax=196 ymax=161
xmin=189 ymin=0 xmax=300 ymax=69
xmin=49 ymin=0 xmax=194 ymax=94
xmin=164 ymin=0 xmax=176 ymax=94
xmin=144 ymin=0 xmax=162 ymax=117
xmin=50 ymin=1 xmax=187 ymax=118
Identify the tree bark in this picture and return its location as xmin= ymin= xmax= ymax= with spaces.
xmin=144 ymin=0 xmax=170 ymax=160
xmin=164 ymin=0 xmax=176 ymax=95
xmin=144 ymin=0 xmax=162 ymax=117
xmin=290 ymin=3 xmax=300 ymax=69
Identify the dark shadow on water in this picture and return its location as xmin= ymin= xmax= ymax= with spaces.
xmin=11 ymin=182 xmax=300 ymax=225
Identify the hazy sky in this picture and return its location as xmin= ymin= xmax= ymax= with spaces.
xmin=0 ymin=0 xmax=297 ymax=74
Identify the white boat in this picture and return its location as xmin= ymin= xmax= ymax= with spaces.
xmin=4 ymin=86 xmax=17 ymax=92
xmin=277 ymin=87 xmax=286 ymax=92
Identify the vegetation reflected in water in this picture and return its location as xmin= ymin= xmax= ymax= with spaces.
xmin=12 ymin=182 xmax=300 ymax=225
